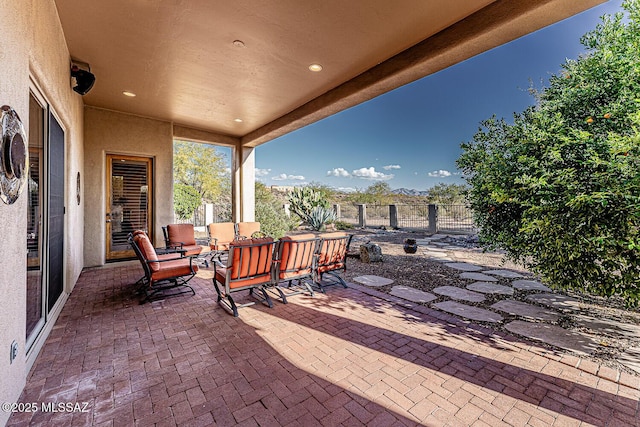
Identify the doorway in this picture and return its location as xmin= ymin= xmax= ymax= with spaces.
xmin=106 ymin=155 xmax=153 ymax=260
xmin=26 ymin=88 xmax=65 ymax=350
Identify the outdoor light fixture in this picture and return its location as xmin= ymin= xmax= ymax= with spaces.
xmin=122 ymin=91 xmax=136 ymax=97
xmin=70 ymin=61 xmax=95 ymax=95
xmin=308 ymin=63 xmax=323 ymax=72
xmin=234 ymin=118 xmax=243 ymax=123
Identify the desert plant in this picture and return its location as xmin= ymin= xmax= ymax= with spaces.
xmin=307 ymin=206 xmax=337 ymax=231
xmin=288 ymin=187 xmax=329 ymax=219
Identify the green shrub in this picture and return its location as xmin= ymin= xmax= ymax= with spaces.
xmin=457 ymin=1 xmax=640 ymax=306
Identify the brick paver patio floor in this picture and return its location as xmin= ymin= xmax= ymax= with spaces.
xmin=8 ymin=263 xmax=639 ymax=426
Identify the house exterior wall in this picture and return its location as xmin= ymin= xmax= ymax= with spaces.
xmin=0 ymin=1 xmax=85 ymax=424
xmin=83 ymin=107 xmax=174 ymax=267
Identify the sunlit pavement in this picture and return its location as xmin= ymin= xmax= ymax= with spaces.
xmin=8 ymin=263 xmax=639 ymax=426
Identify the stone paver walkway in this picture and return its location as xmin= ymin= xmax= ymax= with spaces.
xmin=377 ymin=233 xmax=640 ymax=376
xmin=7 ymin=263 xmax=640 ymax=426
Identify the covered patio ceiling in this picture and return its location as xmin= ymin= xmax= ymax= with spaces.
xmin=55 ymin=0 xmax=605 ymax=147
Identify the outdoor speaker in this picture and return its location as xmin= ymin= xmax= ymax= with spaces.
xmin=71 ymin=66 xmax=95 ymax=95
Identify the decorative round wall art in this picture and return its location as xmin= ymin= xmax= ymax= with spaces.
xmin=0 ymin=105 xmax=29 ymax=205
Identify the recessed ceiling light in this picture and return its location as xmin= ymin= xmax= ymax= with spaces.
xmin=122 ymin=91 xmax=136 ymax=97
xmin=308 ymin=63 xmax=323 ymax=72
xmin=233 ymin=40 xmax=245 ymax=48
xmin=234 ymin=118 xmax=243 ymax=123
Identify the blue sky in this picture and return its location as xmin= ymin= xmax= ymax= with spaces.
xmin=251 ymin=0 xmax=624 ymax=192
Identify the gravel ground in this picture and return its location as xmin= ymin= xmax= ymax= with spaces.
xmin=340 ymin=228 xmax=640 ymax=374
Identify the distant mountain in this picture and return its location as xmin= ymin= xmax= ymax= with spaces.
xmin=392 ymin=188 xmax=430 ymax=196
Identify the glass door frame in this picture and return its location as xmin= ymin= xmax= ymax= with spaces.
xmin=105 ymin=154 xmax=153 ymax=261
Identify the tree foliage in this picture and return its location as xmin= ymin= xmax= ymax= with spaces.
xmin=255 ymin=182 xmax=296 ymax=238
xmin=346 ymin=182 xmax=394 ymax=205
xmin=173 ymin=183 xmax=202 ymax=220
xmin=173 ymin=140 xmax=229 ymax=202
xmin=427 ymin=183 xmax=468 ymax=205
xmin=457 ymin=1 xmax=640 ymax=306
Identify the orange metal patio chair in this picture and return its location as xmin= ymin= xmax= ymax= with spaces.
xmin=236 ymin=221 xmax=261 ymax=239
xmin=207 ymin=222 xmax=236 ymax=262
xmin=129 ymin=231 xmax=198 ymax=303
xmin=270 ymin=233 xmax=319 ymax=303
xmin=212 ymin=237 xmax=276 ymax=317
xmin=314 ymin=232 xmax=353 ymax=292
xmin=163 ymin=223 xmax=208 ymax=258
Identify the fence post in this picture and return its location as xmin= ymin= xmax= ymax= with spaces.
xmin=358 ymin=204 xmax=366 ymax=228
xmin=205 ymin=203 xmax=214 ymax=226
xmin=428 ymin=204 xmax=437 ymax=234
xmin=333 ymin=204 xmax=341 ymax=219
xmin=389 ymin=204 xmax=398 ymax=229
xmin=283 ymin=203 xmax=291 ymax=218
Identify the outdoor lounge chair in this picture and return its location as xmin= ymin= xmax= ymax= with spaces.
xmin=207 ymin=222 xmax=236 ymax=262
xmin=129 ymin=231 xmax=198 ymax=303
xmin=314 ymin=232 xmax=353 ymax=292
xmin=236 ymin=221 xmax=261 ymax=239
xmin=212 ymin=237 xmax=276 ymax=317
xmin=162 ymin=224 xmax=203 ymax=256
xmin=270 ymin=233 xmax=319 ymax=303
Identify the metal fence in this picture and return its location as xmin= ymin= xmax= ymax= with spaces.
xmin=176 ymin=202 xmax=476 ymax=235
xmin=334 ymin=203 xmax=476 ymax=234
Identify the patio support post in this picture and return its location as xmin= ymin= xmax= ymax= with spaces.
xmin=231 ymin=145 xmax=256 ymax=222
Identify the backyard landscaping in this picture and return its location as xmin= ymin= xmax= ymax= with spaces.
xmin=340 ymin=228 xmax=640 ymax=376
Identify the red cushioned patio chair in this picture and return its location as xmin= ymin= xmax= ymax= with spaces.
xmin=270 ymin=234 xmax=319 ymax=303
xmin=207 ymin=222 xmax=236 ymax=262
xmin=212 ymin=237 xmax=276 ymax=317
xmin=314 ymin=232 xmax=353 ymax=292
xmin=129 ymin=231 xmax=197 ymax=303
xmin=163 ymin=223 xmax=209 ymax=266
xmin=236 ymin=221 xmax=261 ymax=239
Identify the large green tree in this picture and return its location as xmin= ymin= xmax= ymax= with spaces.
xmin=457 ymin=1 xmax=640 ymax=306
xmin=427 ymin=183 xmax=468 ymax=205
xmin=173 ymin=140 xmax=229 ymax=202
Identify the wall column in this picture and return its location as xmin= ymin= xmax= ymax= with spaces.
xmin=231 ymin=144 xmax=256 ymax=222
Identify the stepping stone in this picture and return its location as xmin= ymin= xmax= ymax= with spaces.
xmin=467 ymin=282 xmax=514 ymax=296
xmin=573 ymin=315 xmax=640 ymax=339
xmin=433 ymin=286 xmax=485 ymax=302
xmin=433 ymin=301 xmax=503 ymax=323
xmin=525 ymin=293 xmax=581 ymax=312
xmin=424 ymin=252 xmax=453 ymax=262
xmin=512 ymin=280 xmax=551 ymax=292
xmin=353 ymin=275 xmax=394 ymax=287
xmin=423 ymin=249 xmax=448 ymax=257
xmin=484 ymin=269 xmax=525 ymax=278
xmin=460 ymin=272 xmax=498 ymax=282
xmin=429 ymin=234 xmax=446 ymax=240
xmin=505 ymin=321 xmax=598 ymax=355
xmin=415 ymin=239 xmax=432 ymax=245
xmin=444 ymin=262 xmax=483 ymax=272
xmin=491 ymin=300 xmax=561 ymax=322
xmin=390 ymin=286 xmax=437 ymax=303
xmin=422 ymin=245 xmax=446 ymax=252
xmin=618 ymin=347 xmax=640 ymax=374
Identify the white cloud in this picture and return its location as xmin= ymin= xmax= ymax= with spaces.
xmin=336 ymin=187 xmax=357 ymax=193
xmin=327 ymin=167 xmax=351 ymax=177
xmin=383 ymin=164 xmax=401 ymax=170
xmin=272 ymin=173 xmax=305 ymax=181
xmin=352 ymin=167 xmax=394 ymax=180
xmin=427 ymin=169 xmax=452 ymax=177
xmin=255 ymin=168 xmax=271 ymax=177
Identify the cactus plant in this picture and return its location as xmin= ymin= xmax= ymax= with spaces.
xmin=307 ymin=206 xmax=337 ymax=231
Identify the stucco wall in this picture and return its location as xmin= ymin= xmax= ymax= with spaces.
xmin=0 ymin=1 xmax=85 ymax=424
xmin=84 ymin=107 xmax=174 ymax=267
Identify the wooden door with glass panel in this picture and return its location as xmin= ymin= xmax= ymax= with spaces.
xmin=106 ymin=155 xmax=153 ymax=260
